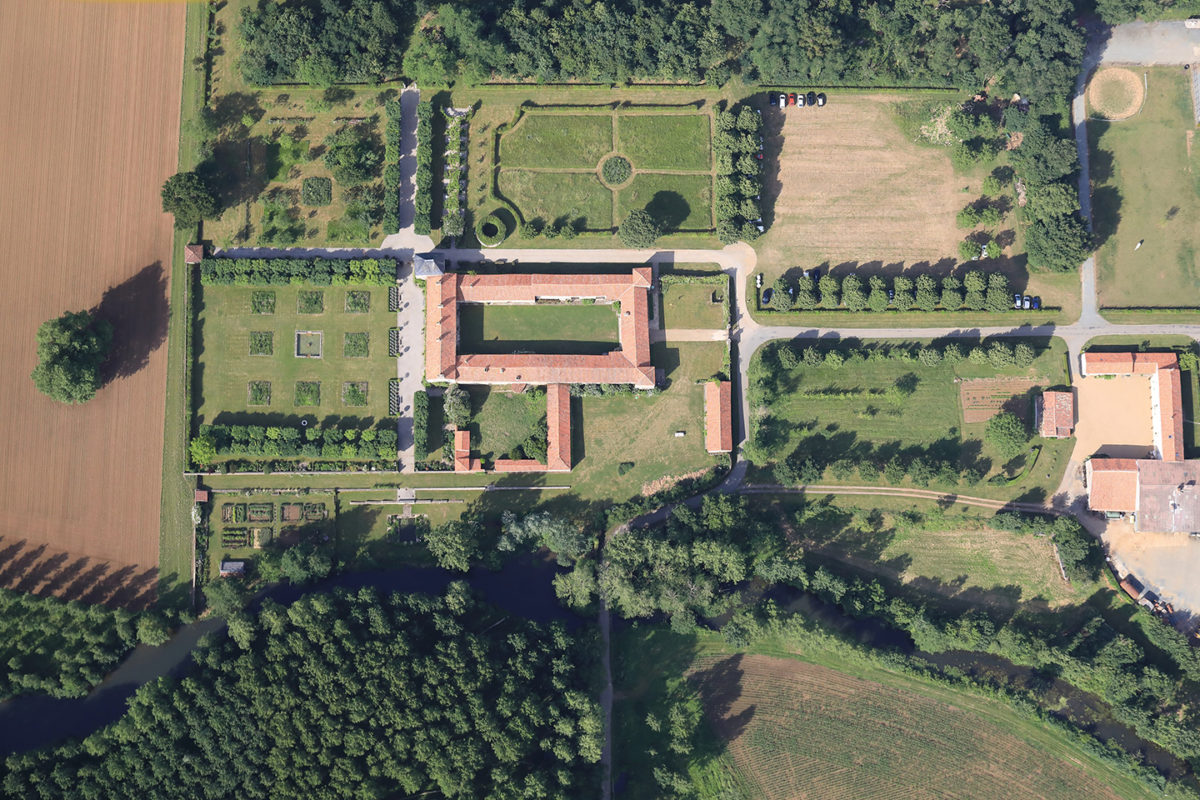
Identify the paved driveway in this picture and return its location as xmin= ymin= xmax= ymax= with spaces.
xmin=1095 ymin=21 xmax=1200 ymax=65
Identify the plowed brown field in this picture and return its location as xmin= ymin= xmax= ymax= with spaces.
xmin=0 ymin=0 xmax=185 ymax=607
xmin=689 ymin=654 xmax=1136 ymax=800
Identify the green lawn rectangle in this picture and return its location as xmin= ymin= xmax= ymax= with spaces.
xmin=617 ymin=113 xmax=711 ymax=171
xmin=1092 ymin=69 xmax=1200 ymax=308
xmin=499 ymin=113 xmax=613 ymax=169
xmin=618 ymin=172 xmax=713 ymax=231
xmin=661 ymin=282 xmax=726 ymax=330
xmin=469 ymin=387 xmax=546 ymax=462
xmin=498 ymin=169 xmax=613 ymax=230
xmin=458 ymin=303 xmax=619 ymax=355
xmin=195 ymin=285 xmax=393 ymax=424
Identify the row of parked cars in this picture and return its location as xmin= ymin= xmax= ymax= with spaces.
xmin=771 ymin=91 xmax=827 ymax=108
xmin=1014 ymin=294 xmax=1042 ymax=310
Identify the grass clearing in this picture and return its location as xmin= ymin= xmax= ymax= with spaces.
xmin=498 ymin=113 xmax=613 ymax=168
xmin=470 ymin=387 xmax=546 ymax=462
xmin=661 ymin=283 xmax=727 ymax=329
xmin=747 ymin=338 xmax=1072 ymax=501
xmin=497 ymin=170 xmax=614 ymax=230
xmin=458 ymin=303 xmax=619 ymax=354
xmin=195 ymin=285 xmax=394 ymax=423
xmin=1092 ymin=68 xmax=1200 ymax=311
xmin=618 ymin=172 xmax=713 ymax=231
xmin=617 ymin=113 xmax=711 ymax=170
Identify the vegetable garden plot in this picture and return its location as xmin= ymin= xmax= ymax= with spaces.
xmin=958 ymin=378 xmax=1038 ymax=424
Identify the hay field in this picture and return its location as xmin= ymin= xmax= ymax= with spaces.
xmin=0 ymin=0 xmax=184 ymax=605
xmin=758 ymin=94 xmax=963 ymax=271
xmin=693 ymin=654 xmax=1141 ymax=800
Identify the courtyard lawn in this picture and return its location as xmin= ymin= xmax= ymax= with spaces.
xmin=195 ymin=285 xmax=395 ymax=425
xmin=470 ymin=387 xmax=547 ymax=463
xmin=1092 ymin=68 xmax=1200 ymax=311
xmin=661 ymin=282 xmax=727 ymax=330
xmin=746 ymin=338 xmax=1072 ymax=501
xmin=498 ymin=113 xmax=614 ymax=169
xmin=458 ymin=302 xmax=620 ymax=355
xmin=568 ymin=342 xmax=726 ymax=499
xmin=616 ymin=113 xmax=712 ymax=171
xmin=618 ymin=172 xmax=713 ymax=231
xmin=497 ymin=169 xmax=614 ymax=230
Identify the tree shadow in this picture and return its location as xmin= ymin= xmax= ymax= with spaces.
xmin=92 ymin=262 xmax=169 ymax=384
xmin=645 ymin=191 xmax=691 ymax=232
xmin=687 ymin=654 xmax=756 ymax=744
xmin=1091 ymin=184 xmax=1122 ymax=249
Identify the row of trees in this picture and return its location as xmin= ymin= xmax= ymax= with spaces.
xmin=0 ymin=589 xmax=170 ymax=701
xmin=772 ymin=339 xmax=1041 ymax=372
xmin=765 ymin=270 xmax=1017 ymax=314
xmin=383 ymin=99 xmax=402 ymax=234
xmin=415 ymin=101 xmax=433 ymax=235
xmin=3 ymin=586 xmax=602 ymax=799
xmin=189 ymin=423 xmax=398 ymax=468
xmin=714 ymin=105 xmax=764 ymax=244
xmin=199 ymin=257 xmax=398 ymax=286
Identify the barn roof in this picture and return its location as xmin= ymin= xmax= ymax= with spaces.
xmin=705 ymin=381 xmax=733 ymax=453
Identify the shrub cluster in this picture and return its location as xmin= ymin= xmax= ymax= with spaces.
xmin=415 ymin=101 xmax=433 ymax=235
xmin=199 ymin=257 xmax=397 ymax=286
xmin=413 ymin=390 xmax=429 ymax=459
xmin=714 ymin=105 xmax=764 ymax=244
xmin=601 ymin=155 xmax=631 ymax=184
xmin=193 ymin=423 xmax=398 ymax=466
xmin=300 ymin=177 xmax=332 ymax=207
xmin=764 ymin=270 xmax=1017 ymax=314
xmin=442 ymin=111 xmax=469 ymax=238
xmin=382 ymin=99 xmax=402 ymax=233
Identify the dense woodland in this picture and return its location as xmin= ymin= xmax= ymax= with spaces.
xmin=0 ymin=589 xmax=169 ymax=700
xmin=2 ymin=586 xmax=601 ymax=799
xmin=240 ymin=0 xmax=1087 ymax=105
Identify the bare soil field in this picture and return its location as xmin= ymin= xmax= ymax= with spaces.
xmin=690 ymin=653 xmax=1134 ymax=800
xmin=0 ymin=0 xmax=185 ymax=603
xmin=1073 ymin=375 xmax=1155 ymax=460
xmin=959 ymin=378 xmax=1038 ymax=423
xmin=757 ymin=95 xmax=963 ymax=272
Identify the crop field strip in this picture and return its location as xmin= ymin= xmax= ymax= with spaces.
xmin=0 ymin=0 xmax=185 ymax=603
xmin=495 ymin=108 xmax=716 ymax=232
xmin=691 ymin=654 xmax=1137 ymax=800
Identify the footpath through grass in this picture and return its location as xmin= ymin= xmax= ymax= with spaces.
xmin=1093 ymin=68 xmax=1200 ymax=312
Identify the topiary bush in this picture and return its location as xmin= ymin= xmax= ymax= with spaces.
xmin=475 ymin=212 xmax=507 ymax=246
xmin=601 ymin=155 xmax=631 ymax=185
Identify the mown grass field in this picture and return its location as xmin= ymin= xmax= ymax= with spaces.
xmin=498 ymin=113 xmax=613 ymax=168
xmin=613 ymin=625 xmax=1160 ymax=800
xmin=458 ymin=303 xmax=619 ymax=355
xmin=195 ymin=285 xmax=394 ymax=425
xmin=747 ymin=338 xmax=1073 ymax=502
xmin=496 ymin=170 xmax=614 ymax=230
xmin=661 ymin=283 xmax=727 ymax=329
xmin=1092 ymin=69 xmax=1200 ymax=311
xmin=616 ymin=113 xmax=711 ymax=170
xmin=618 ymin=172 xmax=713 ymax=231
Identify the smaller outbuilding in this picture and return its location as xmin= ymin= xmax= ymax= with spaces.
xmin=1037 ymin=390 xmax=1075 ymax=439
xmin=453 ymin=428 xmax=481 ymax=472
xmin=184 ymin=243 xmax=205 ymax=264
xmin=194 ymin=489 xmax=209 ymax=504
xmin=219 ymin=560 xmax=245 ymax=577
xmin=704 ymin=380 xmax=732 ymax=454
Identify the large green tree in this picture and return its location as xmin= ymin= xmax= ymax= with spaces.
xmin=322 ymin=127 xmax=381 ymax=184
xmin=30 ymin=310 xmax=113 ymax=404
xmin=618 ymin=209 xmax=663 ymax=248
xmin=160 ymin=170 xmax=219 ymax=228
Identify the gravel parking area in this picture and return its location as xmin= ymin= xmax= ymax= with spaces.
xmin=1104 ymin=521 xmax=1200 ymax=628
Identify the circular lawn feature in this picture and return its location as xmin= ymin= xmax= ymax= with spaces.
xmin=600 ymin=155 xmax=632 ymax=186
xmin=1087 ymin=68 xmax=1145 ymax=120
xmin=475 ymin=212 xmax=508 ymax=247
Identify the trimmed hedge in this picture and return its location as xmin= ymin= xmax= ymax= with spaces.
xmin=200 ymin=257 xmax=397 ymax=286
xmin=382 ymin=99 xmax=402 ymax=234
xmin=413 ymin=390 xmax=429 ymax=459
xmin=714 ymin=104 xmax=765 ymax=244
xmin=415 ymin=101 xmax=433 ymax=235
xmin=761 ymin=270 xmax=1020 ymax=314
xmin=195 ymin=423 xmax=398 ymax=464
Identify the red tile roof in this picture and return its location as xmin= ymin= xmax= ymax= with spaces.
xmin=453 ymin=428 xmax=480 ymax=472
xmin=423 ymin=269 xmax=655 ymax=388
xmin=1087 ymin=458 xmax=1138 ymax=512
xmin=705 ymin=381 xmax=733 ymax=453
xmin=184 ymin=244 xmax=204 ymax=264
xmin=1039 ymin=391 xmax=1074 ymax=438
xmin=547 ymin=384 xmax=571 ymax=471
xmin=494 ymin=459 xmax=550 ymax=472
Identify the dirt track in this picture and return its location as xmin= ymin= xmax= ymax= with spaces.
xmin=0 ymin=0 xmax=185 ymax=606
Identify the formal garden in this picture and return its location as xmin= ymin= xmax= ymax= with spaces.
xmin=746 ymin=337 xmax=1074 ymax=501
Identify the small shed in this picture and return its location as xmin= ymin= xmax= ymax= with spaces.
xmin=413 ymin=253 xmax=445 ymax=280
xmin=184 ymin=243 xmax=205 ymax=264
xmin=1037 ymin=390 xmax=1075 ymax=439
xmin=1119 ymin=575 xmax=1145 ymax=601
xmin=194 ymin=489 xmax=210 ymax=504
xmin=219 ymin=560 xmax=246 ymax=578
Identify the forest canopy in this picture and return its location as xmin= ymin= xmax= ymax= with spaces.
xmin=3 ymin=586 xmax=602 ymax=800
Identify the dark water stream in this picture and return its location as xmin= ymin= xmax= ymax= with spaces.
xmin=0 ymin=556 xmax=576 ymax=756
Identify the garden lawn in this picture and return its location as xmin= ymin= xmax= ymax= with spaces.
xmin=469 ymin=387 xmax=547 ymax=462
xmin=498 ymin=113 xmax=613 ymax=169
xmin=458 ymin=302 xmax=620 ymax=355
xmin=619 ymin=172 xmax=713 ymax=231
xmin=747 ymin=338 xmax=1071 ymax=501
xmin=569 ymin=342 xmax=725 ymax=500
xmin=1092 ymin=69 xmax=1200 ymax=311
xmin=661 ymin=282 xmax=727 ymax=330
xmin=617 ymin=113 xmax=711 ymax=171
xmin=195 ymin=285 xmax=394 ymax=425
xmin=497 ymin=170 xmax=614 ymax=230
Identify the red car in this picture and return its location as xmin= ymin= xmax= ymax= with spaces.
xmin=787 ymin=92 xmax=797 ymax=106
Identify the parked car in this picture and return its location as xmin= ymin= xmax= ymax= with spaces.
xmin=775 ymin=92 xmax=786 ymax=108
xmin=796 ymin=92 xmax=806 ymax=107
xmin=761 ymin=288 xmax=774 ymax=305
xmin=1013 ymin=293 xmax=1022 ymax=309
xmin=1031 ymin=296 xmax=1041 ymax=310
xmin=888 ymin=289 xmax=895 ymax=301
xmin=806 ymin=91 xmax=817 ymax=106
xmin=755 ymin=151 xmax=764 ymax=160
xmin=1023 ymin=296 xmax=1032 ymax=309
xmin=816 ymin=92 xmax=827 ymax=107
xmin=754 ymin=218 xmax=765 ymax=232
xmin=787 ymin=92 xmax=797 ymax=106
